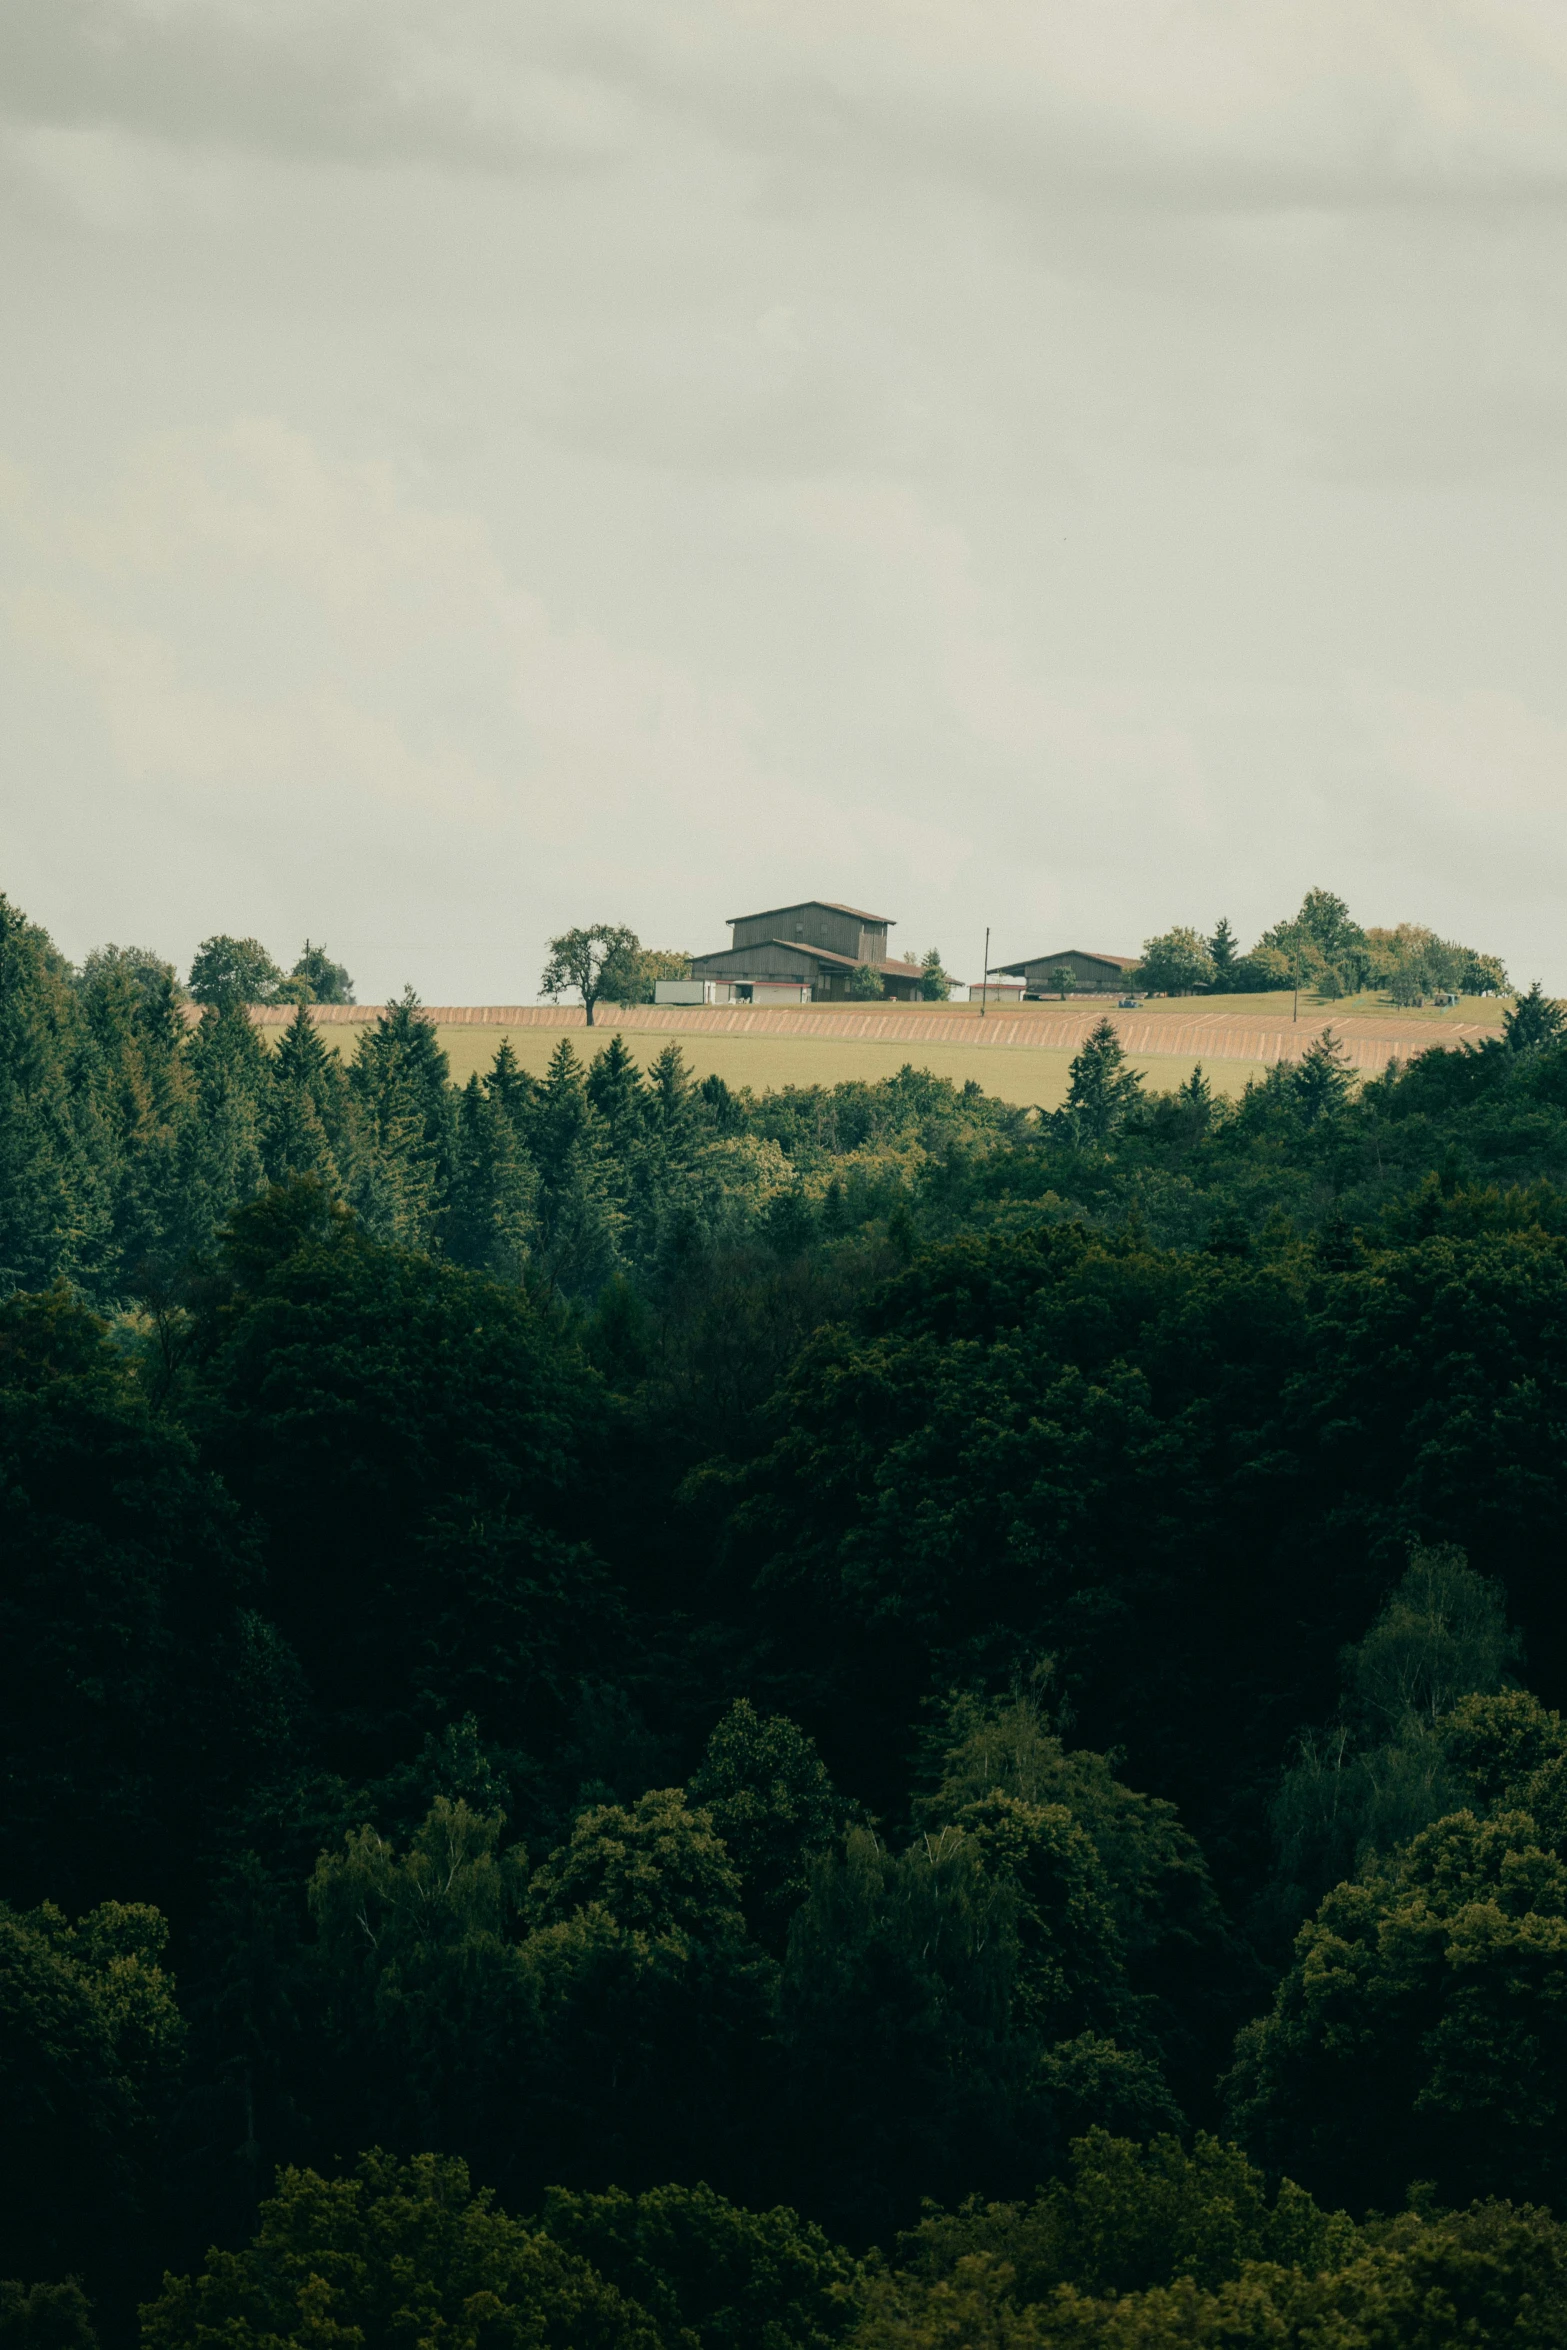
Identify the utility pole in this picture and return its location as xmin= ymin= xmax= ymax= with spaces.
xmin=1292 ymin=954 xmax=1299 ymax=1025
xmin=980 ymin=925 xmax=990 ymax=1017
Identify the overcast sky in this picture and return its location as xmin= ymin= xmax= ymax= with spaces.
xmin=4 ymin=1 xmax=1567 ymax=998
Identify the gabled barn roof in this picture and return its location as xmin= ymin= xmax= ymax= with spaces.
xmin=727 ymin=899 xmax=895 ymax=926
xmin=991 ymin=947 xmax=1137 ymax=975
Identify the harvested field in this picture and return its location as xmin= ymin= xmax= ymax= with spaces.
xmin=244 ymin=1006 xmax=1264 ymax=1108
xmin=236 ymin=987 xmax=1503 ymax=1108
xmin=425 ymin=1027 xmax=1263 ymax=1109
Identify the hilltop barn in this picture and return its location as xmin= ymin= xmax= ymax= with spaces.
xmin=992 ymin=946 xmax=1138 ymax=996
xmin=687 ymin=900 xmax=926 ymax=1003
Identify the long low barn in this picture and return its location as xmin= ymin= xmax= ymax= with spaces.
xmin=992 ymin=946 xmax=1138 ymax=994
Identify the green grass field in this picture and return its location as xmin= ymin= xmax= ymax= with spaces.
xmin=298 ymin=1020 xmax=1266 ymax=1109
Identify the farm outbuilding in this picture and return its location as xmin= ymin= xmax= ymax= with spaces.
xmin=992 ymin=947 xmax=1138 ymax=996
xmin=689 ymin=899 xmax=926 ymax=1002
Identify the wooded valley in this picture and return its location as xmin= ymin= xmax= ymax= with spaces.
xmin=7 ymin=894 xmax=1567 ymax=2347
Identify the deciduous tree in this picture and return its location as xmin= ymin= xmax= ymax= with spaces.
xmin=541 ymin=927 xmax=643 ymax=1026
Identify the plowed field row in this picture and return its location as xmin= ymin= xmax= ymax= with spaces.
xmin=239 ymin=1000 xmax=1497 ymax=1071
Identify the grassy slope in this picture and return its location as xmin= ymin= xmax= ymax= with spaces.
xmin=264 ymin=990 xmax=1503 ymax=1110
xmin=290 ymin=1020 xmax=1260 ymax=1108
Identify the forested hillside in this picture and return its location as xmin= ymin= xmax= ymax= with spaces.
xmin=8 ymin=891 xmax=1567 ymax=2349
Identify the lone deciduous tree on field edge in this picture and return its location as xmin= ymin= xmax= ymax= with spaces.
xmin=540 ymin=926 xmax=642 ymax=1026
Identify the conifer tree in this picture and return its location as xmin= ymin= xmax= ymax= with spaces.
xmin=1289 ymin=1028 xmax=1356 ymax=1124
xmin=1208 ymin=916 xmax=1239 ymax=991
xmin=448 ymin=1073 xmax=539 ymax=1280
xmin=483 ymin=1037 xmax=537 ymax=1127
xmin=172 ymin=1005 xmax=272 ymax=1260
xmin=529 ymin=1040 xmax=623 ymax=1295
xmin=1503 ymin=980 xmax=1566 ymax=1053
xmin=1062 ymin=1019 xmax=1144 ymax=1144
xmin=262 ymin=1005 xmax=344 ymax=1191
xmin=77 ymin=948 xmax=183 ymax=1286
xmin=920 ymin=948 xmax=952 ymax=1002
xmin=645 ymin=1041 xmax=697 ymax=1147
xmin=349 ymin=992 xmax=454 ymax=1252
xmin=586 ymin=1035 xmax=646 ymax=1150
xmin=0 ymin=896 xmax=105 ymax=1290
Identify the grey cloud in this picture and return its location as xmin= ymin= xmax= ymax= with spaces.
xmin=11 ymin=1 xmax=1567 ymax=208
xmin=4 ymin=2 xmax=1567 ymax=994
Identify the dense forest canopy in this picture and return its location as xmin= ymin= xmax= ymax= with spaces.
xmin=7 ymin=886 xmax=1567 ymax=2349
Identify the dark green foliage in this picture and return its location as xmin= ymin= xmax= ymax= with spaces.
xmin=308 ymin=1800 xmax=533 ymax=2162
xmin=1133 ymin=927 xmax=1214 ymax=996
xmin=0 ymin=1285 xmax=256 ymax=1910
xmin=1060 ymin=1018 xmax=1142 ymax=1141
xmin=525 ymin=1039 xmax=624 ymax=1294
xmin=10 ymin=887 xmax=1567 ymax=2345
xmin=918 ymin=950 xmax=950 ymax=1002
xmin=1231 ymin=1675 xmax=1567 ymax=2213
xmin=0 ymin=1897 xmax=183 ymax=2286
xmin=448 ymin=1072 xmax=538 ymax=1278
xmin=1266 ymin=1548 xmax=1522 ymax=1929
xmin=288 ymin=941 xmax=355 ymax=1004
xmin=856 ymin=2166 xmax=1567 ymax=2347
xmin=1227 ymin=1801 xmax=1567 ymax=2211
xmin=0 ymin=2282 xmax=97 ymax=2350
xmin=263 ymin=1004 xmax=348 ymax=1191
xmin=778 ymin=1826 xmax=1048 ymax=2236
xmin=919 ymin=1697 xmax=1240 ymax=2108
xmin=718 ymin=1208 xmax=1567 ymax=1873
xmin=193 ymin=1191 xmax=616 ymax=1776
xmin=141 ymin=2152 xmax=660 ymax=2350
xmin=518 ymin=1790 xmax=779 ymax=2199
xmin=688 ymin=1701 xmax=849 ymax=1948
xmin=185 ymin=937 xmax=282 ymax=1011
xmin=0 ymin=898 xmax=104 ymax=1292
xmin=1504 ymin=980 xmax=1565 ymax=1052
xmin=348 ymin=991 xmax=455 ymax=1251
xmin=539 ymin=2180 xmax=857 ymax=2350
xmin=892 ymin=2127 xmax=1352 ymax=2300
xmin=527 ymin=1789 xmax=745 ymax=1939
xmin=1206 ymin=916 xmax=1239 ymax=990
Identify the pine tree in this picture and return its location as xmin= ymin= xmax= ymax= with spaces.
xmin=263 ymin=1006 xmax=343 ymax=1191
xmin=1063 ymin=1019 xmax=1145 ymax=1144
xmin=1290 ymin=1029 xmax=1355 ymax=1124
xmin=0 ymin=897 xmax=107 ymax=1291
xmin=483 ymin=1038 xmax=536 ymax=1128
xmin=70 ymin=947 xmax=197 ymax=1295
xmin=1208 ymin=918 xmax=1239 ymax=991
xmin=268 ymin=1005 xmax=357 ymax=1187
xmin=920 ymin=949 xmax=952 ymax=1002
xmin=586 ymin=1034 xmax=646 ymax=1149
xmin=645 ymin=1041 xmax=697 ymax=1149
xmin=1503 ymin=981 xmax=1566 ymax=1054
xmin=172 ymin=1005 xmax=272 ymax=1261
xmin=530 ymin=1038 xmax=593 ymax=1193
xmin=1175 ymin=1062 xmax=1216 ymax=1137
xmin=448 ymin=1073 xmax=539 ymax=1280
xmin=529 ymin=1040 xmax=623 ymax=1295
xmin=349 ymin=992 xmax=454 ymax=1252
